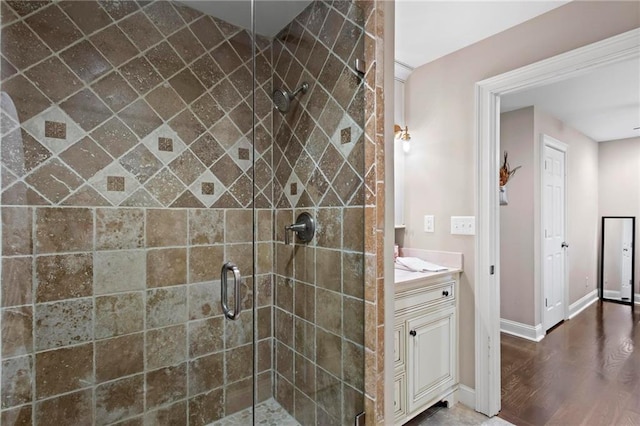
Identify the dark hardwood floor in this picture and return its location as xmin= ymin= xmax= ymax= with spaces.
xmin=499 ymin=301 xmax=640 ymax=426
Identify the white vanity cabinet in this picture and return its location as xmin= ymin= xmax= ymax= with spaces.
xmin=394 ymin=271 xmax=459 ymax=424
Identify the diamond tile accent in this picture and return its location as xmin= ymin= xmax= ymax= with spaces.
xmin=45 ymin=121 xmax=65 ymax=139
xmin=89 ymin=162 xmax=141 ymax=206
xmin=107 ymin=176 xmax=125 ymax=192
xmin=158 ymin=138 xmax=173 ymax=152
xmin=140 ymin=124 xmax=187 ymax=165
xmin=188 ymin=169 xmax=224 ymax=207
xmin=284 ymin=172 xmax=303 ymax=207
xmin=201 ymin=182 xmax=215 ymax=195
xmin=238 ymin=148 xmax=250 ymax=161
xmin=340 ymin=127 xmax=351 ymax=144
xmin=22 ymin=106 xmax=83 ymax=154
xmin=230 ymin=137 xmax=252 ymax=172
xmin=332 ymin=114 xmax=362 ymax=158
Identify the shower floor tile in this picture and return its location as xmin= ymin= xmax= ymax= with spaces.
xmin=208 ymin=398 xmax=300 ymax=426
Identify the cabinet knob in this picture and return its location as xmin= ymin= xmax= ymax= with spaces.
xmin=409 ymin=330 xmax=416 ymax=337
xmin=442 ymin=290 xmax=449 ymax=297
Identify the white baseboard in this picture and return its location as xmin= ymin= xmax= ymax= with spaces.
xmin=457 ymin=384 xmax=475 ymax=410
xmin=569 ymin=289 xmax=598 ymax=319
xmin=500 ymin=318 xmax=544 ymax=342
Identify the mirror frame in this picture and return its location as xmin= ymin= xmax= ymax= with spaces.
xmin=600 ymin=216 xmax=636 ymax=308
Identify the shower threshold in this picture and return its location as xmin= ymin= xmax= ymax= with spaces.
xmin=209 ymin=398 xmax=300 ymax=426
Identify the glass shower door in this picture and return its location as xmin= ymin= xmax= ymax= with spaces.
xmin=0 ymin=0 xmax=260 ymax=424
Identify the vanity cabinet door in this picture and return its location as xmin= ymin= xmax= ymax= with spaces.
xmin=406 ymin=306 xmax=457 ymax=414
xmin=394 ymin=323 xmax=405 ymax=373
xmin=393 ymin=374 xmax=406 ymax=420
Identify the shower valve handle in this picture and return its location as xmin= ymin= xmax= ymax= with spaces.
xmin=284 ymin=212 xmax=315 ymax=245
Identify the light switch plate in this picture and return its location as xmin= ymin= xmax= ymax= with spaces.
xmin=424 ymin=215 xmax=434 ymax=232
xmin=451 ymin=216 xmax=475 ymax=235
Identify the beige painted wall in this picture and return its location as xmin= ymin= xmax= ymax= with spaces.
xmin=598 ymin=137 xmax=640 ymax=296
xmin=403 ymin=1 xmax=639 ymax=388
xmin=498 ymin=107 xmax=599 ymax=328
xmin=499 ymin=107 xmax=536 ymax=326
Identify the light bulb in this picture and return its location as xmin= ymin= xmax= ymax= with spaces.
xmin=402 ymin=139 xmax=411 ymax=153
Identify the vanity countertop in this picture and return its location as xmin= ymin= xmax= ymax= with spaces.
xmin=394 ymin=267 xmax=461 ymax=289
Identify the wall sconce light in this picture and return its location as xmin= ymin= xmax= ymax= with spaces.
xmin=394 ymin=124 xmax=411 ymax=153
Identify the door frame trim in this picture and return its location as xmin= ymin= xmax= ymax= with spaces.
xmin=474 ymin=27 xmax=640 ymax=417
xmin=539 ymin=134 xmax=569 ymax=331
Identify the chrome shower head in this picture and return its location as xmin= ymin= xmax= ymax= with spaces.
xmin=273 ymin=82 xmax=309 ymax=113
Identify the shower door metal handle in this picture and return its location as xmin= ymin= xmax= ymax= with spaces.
xmin=220 ymin=262 xmax=241 ymax=320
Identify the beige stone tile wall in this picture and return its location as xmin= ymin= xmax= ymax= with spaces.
xmin=0 ymin=0 xmax=274 ymax=424
xmin=270 ymin=1 xmax=369 ymax=424
xmin=0 ymin=0 xmax=386 ymax=424
xmin=0 ymin=206 xmax=273 ymax=425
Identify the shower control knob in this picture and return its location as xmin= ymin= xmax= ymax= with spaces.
xmin=409 ymin=330 xmax=417 ymax=337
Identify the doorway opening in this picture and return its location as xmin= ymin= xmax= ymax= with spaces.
xmin=474 ymin=27 xmax=640 ymax=417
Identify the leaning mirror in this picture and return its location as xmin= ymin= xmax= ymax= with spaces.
xmin=601 ymin=217 xmax=636 ymax=306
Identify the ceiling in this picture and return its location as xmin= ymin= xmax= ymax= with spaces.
xmin=395 ymin=0 xmax=568 ymax=70
xmin=501 ymin=57 xmax=640 ymax=142
xmin=395 ymin=1 xmax=639 ymax=142
xmin=179 ymin=0 xmax=312 ymax=37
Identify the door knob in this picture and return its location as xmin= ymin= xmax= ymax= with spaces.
xmin=561 ymin=242 xmax=569 ymax=248
xmin=409 ymin=330 xmax=416 ymax=337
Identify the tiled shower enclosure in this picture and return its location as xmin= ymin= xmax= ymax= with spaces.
xmin=0 ymin=1 xmax=366 ymax=425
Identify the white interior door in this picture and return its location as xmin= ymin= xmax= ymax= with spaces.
xmin=621 ymin=219 xmax=633 ymax=300
xmin=543 ymin=141 xmax=567 ymax=330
